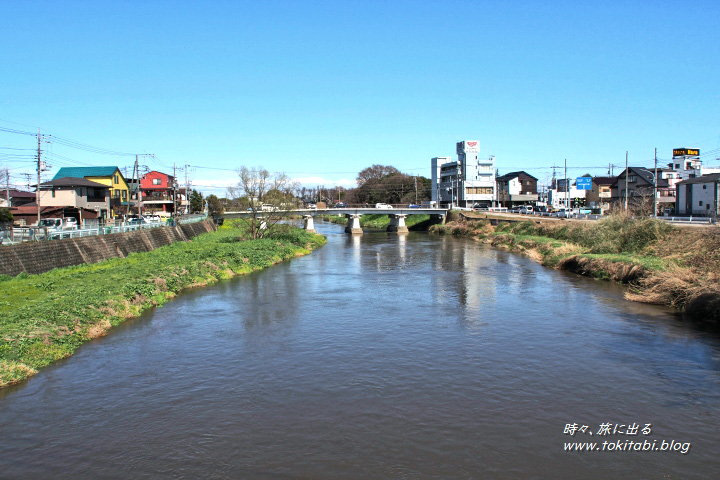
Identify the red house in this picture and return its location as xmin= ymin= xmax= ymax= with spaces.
xmin=140 ymin=171 xmax=179 ymax=215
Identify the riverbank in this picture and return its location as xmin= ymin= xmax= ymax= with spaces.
xmin=0 ymin=225 xmax=326 ymax=388
xmin=431 ymin=214 xmax=720 ymax=322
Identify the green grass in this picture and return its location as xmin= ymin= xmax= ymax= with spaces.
xmin=0 ymin=225 xmax=325 ymax=388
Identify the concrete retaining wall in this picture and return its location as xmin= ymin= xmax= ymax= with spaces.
xmin=0 ymin=220 xmax=217 ymax=276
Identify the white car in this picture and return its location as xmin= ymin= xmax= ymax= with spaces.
xmin=375 ymin=203 xmax=393 ymax=209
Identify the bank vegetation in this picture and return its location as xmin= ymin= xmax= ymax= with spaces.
xmin=0 ymin=225 xmax=325 ymax=388
xmin=431 ymin=214 xmax=720 ymax=322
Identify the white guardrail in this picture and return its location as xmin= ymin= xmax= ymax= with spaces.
xmin=2 ymin=221 xmax=168 ymax=245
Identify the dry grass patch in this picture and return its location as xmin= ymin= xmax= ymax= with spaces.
xmin=87 ymin=319 xmax=112 ymax=339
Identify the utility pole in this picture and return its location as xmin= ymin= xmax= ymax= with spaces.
xmin=172 ymin=163 xmax=177 ymax=217
xmin=414 ymin=175 xmax=418 ymax=204
xmin=624 ymin=151 xmax=629 ymax=212
xmin=653 ymin=148 xmax=658 ymax=217
xmin=35 ymin=131 xmax=50 ymax=224
xmin=132 ymin=155 xmax=140 ymax=216
xmin=4 ymin=168 xmax=10 ymax=208
xmin=185 ymin=164 xmax=189 ymax=214
xmin=564 ymin=158 xmax=568 ymax=210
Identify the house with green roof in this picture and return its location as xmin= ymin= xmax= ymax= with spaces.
xmin=53 ymin=166 xmax=130 ymax=217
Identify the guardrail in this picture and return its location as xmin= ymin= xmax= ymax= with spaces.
xmin=2 ymin=221 xmax=169 ymax=245
xmin=653 ymin=216 xmax=715 ymax=224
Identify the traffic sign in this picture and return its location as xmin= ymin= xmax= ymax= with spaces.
xmin=576 ymin=177 xmax=592 ymax=190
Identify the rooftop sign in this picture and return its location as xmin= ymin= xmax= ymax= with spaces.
xmin=457 ymin=141 xmax=480 ymax=155
xmin=673 ymin=148 xmax=699 ymax=157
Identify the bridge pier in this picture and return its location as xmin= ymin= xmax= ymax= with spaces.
xmin=345 ymin=214 xmax=363 ymax=235
xmin=302 ymin=215 xmax=316 ymax=233
xmin=387 ymin=214 xmax=409 ymax=234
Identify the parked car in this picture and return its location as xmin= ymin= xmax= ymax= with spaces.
xmin=306 ymin=203 xmax=317 ymax=210
xmin=126 ymin=216 xmax=147 ymax=225
xmin=509 ymin=206 xmax=522 ymax=214
xmin=408 ymin=204 xmax=421 ymax=208
xmin=520 ymin=206 xmax=534 ymax=214
xmin=553 ymin=208 xmax=570 ymax=218
xmin=375 ymin=203 xmax=393 ymax=209
xmin=36 ymin=217 xmax=77 ymax=230
xmin=334 ymin=202 xmax=348 ymax=208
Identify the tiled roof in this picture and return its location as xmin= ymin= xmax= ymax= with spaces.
xmin=677 ymin=173 xmax=720 ymax=185
xmin=592 ymin=176 xmax=617 ymax=185
xmin=496 ymin=171 xmax=538 ymax=181
xmin=0 ymin=189 xmax=36 ymax=199
xmin=53 ymin=166 xmax=120 ymax=180
xmin=40 ymin=177 xmax=110 ymax=188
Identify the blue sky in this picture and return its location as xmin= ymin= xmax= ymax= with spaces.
xmin=1 ymin=0 xmax=719 ymax=195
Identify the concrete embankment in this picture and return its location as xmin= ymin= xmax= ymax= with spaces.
xmin=0 ymin=221 xmax=216 ymax=276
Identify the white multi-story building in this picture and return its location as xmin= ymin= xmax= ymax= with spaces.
xmin=431 ymin=141 xmax=496 ymax=208
xmin=662 ymin=148 xmax=720 ymax=185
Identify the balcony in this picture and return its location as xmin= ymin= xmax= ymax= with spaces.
xmin=142 ymin=195 xmax=174 ymax=203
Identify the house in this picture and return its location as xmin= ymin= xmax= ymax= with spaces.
xmin=37 ymin=177 xmax=111 ymax=221
xmin=586 ymin=176 xmax=617 ymax=213
xmin=675 ymin=173 xmax=720 ymax=216
xmin=140 ymin=170 xmax=184 ymax=216
xmin=495 ymin=171 xmax=538 ymax=207
xmin=0 ymin=189 xmax=36 ymax=208
xmin=610 ymin=167 xmax=673 ymax=213
xmin=52 ymin=167 xmax=130 ymax=217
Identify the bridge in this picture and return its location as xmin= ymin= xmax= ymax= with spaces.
xmin=224 ymin=207 xmax=449 ymax=234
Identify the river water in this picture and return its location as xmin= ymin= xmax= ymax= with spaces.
xmin=1 ymin=221 xmax=719 ymax=479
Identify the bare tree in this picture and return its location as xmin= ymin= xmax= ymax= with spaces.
xmin=227 ymin=166 xmax=299 ymax=239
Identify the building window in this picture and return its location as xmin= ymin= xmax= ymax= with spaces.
xmin=114 ymin=189 xmax=120 ymax=198
xmin=153 ymin=178 xmax=161 ymax=185
xmin=699 ymin=201 xmax=703 ymax=206
xmin=628 ymin=175 xmax=637 ymax=183
xmin=707 ymin=204 xmax=710 ymax=210
xmin=703 ymin=185 xmax=707 ymax=189
xmin=114 ymin=174 xmax=119 ymax=184
xmin=122 ymin=190 xmax=127 ymax=200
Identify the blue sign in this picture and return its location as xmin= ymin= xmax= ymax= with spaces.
xmin=576 ymin=177 xmax=592 ymax=190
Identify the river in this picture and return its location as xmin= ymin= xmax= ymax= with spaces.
xmin=1 ymin=221 xmax=719 ymax=479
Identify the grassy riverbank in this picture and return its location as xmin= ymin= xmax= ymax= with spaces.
xmin=321 ymin=213 xmax=434 ymax=230
xmin=0 ymin=225 xmax=325 ymax=388
xmin=431 ymin=214 xmax=720 ymax=321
